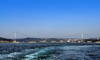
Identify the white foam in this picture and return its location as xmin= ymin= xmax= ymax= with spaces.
xmin=23 ymin=47 xmax=57 ymax=60
xmin=0 ymin=48 xmax=39 ymax=60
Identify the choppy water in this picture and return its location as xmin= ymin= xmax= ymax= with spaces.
xmin=0 ymin=43 xmax=100 ymax=60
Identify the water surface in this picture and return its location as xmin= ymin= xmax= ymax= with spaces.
xmin=0 ymin=43 xmax=100 ymax=60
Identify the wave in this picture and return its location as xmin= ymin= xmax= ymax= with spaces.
xmin=0 ymin=45 xmax=100 ymax=60
xmin=0 ymin=48 xmax=39 ymax=60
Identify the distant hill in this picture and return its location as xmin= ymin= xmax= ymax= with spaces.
xmin=0 ymin=37 xmax=13 ymax=42
xmin=16 ymin=38 xmax=41 ymax=42
xmin=16 ymin=37 xmax=100 ymax=43
xmin=84 ymin=38 xmax=100 ymax=42
xmin=0 ymin=37 xmax=100 ymax=43
xmin=16 ymin=37 xmax=68 ymax=43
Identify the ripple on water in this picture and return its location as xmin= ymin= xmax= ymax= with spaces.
xmin=1 ymin=44 xmax=100 ymax=60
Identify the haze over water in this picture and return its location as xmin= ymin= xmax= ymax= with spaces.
xmin=0 ymin=1 xmax=100 ymax=60
xmin=0 ymin=0 xmax=100 ymax=38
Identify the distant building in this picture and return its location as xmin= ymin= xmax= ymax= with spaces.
xmin=87 ymin=41 xmax=92 ymax=43
xmin=13 ymin=40 xmax=20 ymax=43
xmin=78 ymin=41 xmax=81 ymax=43
xmin=13 ymin=40 xmax=16 ymax=43
xmin=40 ymin=40 xmax=46 ymax=43
xmin=60 ymin=40 xmax=64 ymax=43
xmin=28 ymin=41 xmax=36 ymax=43
xmin=51 ymin=41 xmax=57 ymax=43
xmin=95 ymin=41 xmax=100 ymax=43
xmin=67 ymin=40 xmax=70 ymax=43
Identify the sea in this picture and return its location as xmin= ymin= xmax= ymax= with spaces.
xmin=0 ymin=43 xmax=100 ymax=60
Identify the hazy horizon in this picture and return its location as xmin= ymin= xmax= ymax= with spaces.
xmin=0 ymin=0 xmax=100 ymax=38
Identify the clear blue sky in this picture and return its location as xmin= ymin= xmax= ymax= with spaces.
xmin=0 ymin=0 xmax=100 ymax=38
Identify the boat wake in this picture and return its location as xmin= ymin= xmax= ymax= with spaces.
xmin=0 ymin=44 xmax=100 ymax=60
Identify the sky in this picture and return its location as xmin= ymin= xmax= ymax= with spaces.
xmin=0 ymin=0 xmax=100 ymax=38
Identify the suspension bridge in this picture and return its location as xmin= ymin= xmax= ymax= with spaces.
xmin=2 ymin=32 xmax=93 ymax=43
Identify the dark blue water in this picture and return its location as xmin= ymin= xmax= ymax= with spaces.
xmin=0 ymin=43 xmax=100 ymax=60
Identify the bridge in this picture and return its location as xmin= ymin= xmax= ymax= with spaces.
xmin=3 ymin=32 xmax=93 ymax=43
